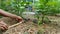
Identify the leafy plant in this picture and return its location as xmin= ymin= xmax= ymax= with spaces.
xmin=0 ymin=0 xmax=32 ymax=16
xmin=35 ymin=0 xmax=60 ymax=25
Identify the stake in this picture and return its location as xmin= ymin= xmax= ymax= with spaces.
xmin=8 ymin=21 xmax=23 ymax=29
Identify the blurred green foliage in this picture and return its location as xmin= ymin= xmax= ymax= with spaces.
xmin=0 ymin=0 xmax=32 ymax=16
xmin=0 ymin=0 xmax=60 ymax=15
xmin=0 ymin=0 xmax=60 ymax=25
xmin=34 ymin=0 xmax=60 ymax=24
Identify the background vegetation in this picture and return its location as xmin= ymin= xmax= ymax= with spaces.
xmin=0 ymin=0 xmax=60 ymax=25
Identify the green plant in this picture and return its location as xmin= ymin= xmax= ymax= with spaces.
xmin=35 ymin=0 xmax=60 ymax=25
xmin=0 ymin=0 xmax=32 ymax=16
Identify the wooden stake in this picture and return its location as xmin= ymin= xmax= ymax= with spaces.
xmin=8 ymin=21 xmax=23 ymax=29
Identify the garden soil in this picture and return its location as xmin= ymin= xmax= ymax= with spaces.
xmin=0 ymin=16 xmax=60 ymax=34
